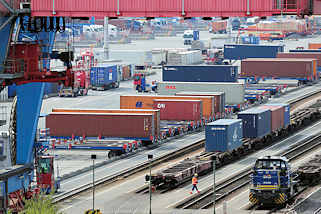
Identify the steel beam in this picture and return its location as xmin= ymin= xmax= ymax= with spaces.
xmin=0 ymin=15 xmax=15 ymax=32
xmin=0 ymin=0 xmax=14 ymax=14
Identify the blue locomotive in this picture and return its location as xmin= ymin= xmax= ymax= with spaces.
xmin=249 ymin=156 xmax=299 ymax=205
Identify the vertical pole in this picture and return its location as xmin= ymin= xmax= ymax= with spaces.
xmin=52 ymin=0 xmax=56 ymax=15
xmin=104 ymin=17 xmax=109 ymax=60
xmin=182 ymin=0 xmax=185 ymax=16
xmin=149 ymin=159 xmax=152 ymax=214
xmin=213 ymin=159 xmax=216 ymax=214
xmin=92 ymin=159 xmax=95 ymax=211
xmin=246 ymin=0 xmax=250 ymax=15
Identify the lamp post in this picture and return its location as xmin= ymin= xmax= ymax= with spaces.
xmin=213 ymin=157 xmax=216 ymax=214
xmin=148 ymin=154 xmax=153 ymax=214
xmin=91 ymin=154 xmax=97 ymax=212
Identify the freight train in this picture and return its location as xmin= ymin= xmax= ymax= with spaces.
xmin=145 ymin=105 xmax=320 ymax=190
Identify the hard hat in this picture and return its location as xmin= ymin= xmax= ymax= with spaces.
xmin=194 ymin=173 xmax=198 ymax=177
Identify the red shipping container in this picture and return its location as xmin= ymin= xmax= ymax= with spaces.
xmin=241 ymin=58 xmax=317 ymax=80
xmin=175 ymin=92 xmax=225 ymax=114
xmin=46 ymin=112 xmax=156 ymax=139
xmin=259 ymin=105 xmax=284 ymax=132
xmin=31 ymin=0 xmax=309 ymax=18
xmin=153 ymin=99 xmax=202 ymax=121
xmin=277 ymin=52 xmax=321 ymax=67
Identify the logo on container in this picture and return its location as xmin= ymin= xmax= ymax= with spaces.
xmin=136 ymin=102 xmax=143 ymax=108
xmin=164 ymin=67 xmax=177 ymax=71
xmin=232 ymin=128 xmax=238 ymax=142
xmin=165 ymin=85 xmax=176 ymax=89
xmin=157 ymin=103 xmax=166 ymax=109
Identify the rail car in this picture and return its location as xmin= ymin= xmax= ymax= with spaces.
xmin=145 ymin=107 xmax=321 ymax=190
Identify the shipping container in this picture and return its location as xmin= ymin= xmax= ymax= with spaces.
xmin=265 ymin=103 xmax=290 ymax=127
xmin=31 ymin=0 xmax=310 ymax=18
xmin=90 ymin=64 xmax=120 ymax=90
xmin=289 ymin=49 xmax=321 ymax=53
xmin=237 ymin=108 xmax=271 ymax=138
xmin=211 ymin=20 xmax=227 ymax=33
xmin=224 ymin=44 xmax=284 ymax=60
xmin=241 ymin=58 xmax=317 ymax=80
xmin=277 ymin=52 xmax=321 ymax=67
xmin=157 ymin=81 xmax=244 ymax=105
xmin=308 ymin=43 xmax=321 ymax=49
xmin=259 ymin=105 xmax=284 ymax=132
xmin=153 ymin=99 xmax=202 ymax=121
xmin=52 ymin=108 xmax=160 ymax=138
xmin=163 ymin=65 xmax=238 ymax=82
xmin=120 ymin=95 xmax=215 ymax=119
xmin=167 ymin=50 xmax=202 ymax=65
xmin=205 ymin=119 xmax=243 ymax=152
xmin=46 ymin=112 xmax=156 ymax=140
xmin=175 ymin=91 xmax=225 ymax=115
xmin=120 ymin=64 xmax=132 ymax=80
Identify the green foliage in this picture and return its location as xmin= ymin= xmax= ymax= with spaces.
xmin=22 ymin=194 xmax=63 ymax=214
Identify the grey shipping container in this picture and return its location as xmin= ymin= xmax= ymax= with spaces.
xmin=157 ymin=81 xmax=244 ymax=105
xmin=46 ymin=112 xmax=156 ymax=140
xmin=224 ymin=44 xmax=284 ymax=60
xmin=237 ymin=108 xmax=271 ymax=138
xmin=175 ymin=91 xmax=225 ymax=114
xmin=205 ymin=119 xmax=243 ymax=152
xmin=163 ymin=65 xmax=238 ymax=82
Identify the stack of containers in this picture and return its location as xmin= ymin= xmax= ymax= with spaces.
xmin=259 ymin=105 xmax=284 ymax=132
xmin=120 ymin=95 xmax=215 ymax=120
xmin=175 ymin=92 xmax=225 ymax=117
xmin=153 ymin=99 xmax=202 ymax=121
xmin=205 ymin=119 xmax=243 ymax=152
xmin=162 ymin=65 xmax=238 ymax=82
xmin=237 ymin=108 xmax=271 ymax=138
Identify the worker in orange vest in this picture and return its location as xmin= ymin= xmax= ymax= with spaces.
xmin=190 ymin=173 xmax=200 ymax=194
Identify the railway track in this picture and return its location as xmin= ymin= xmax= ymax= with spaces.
xmin=54 ymin=88 xmax=321 ymax=204
xmin=176 ymin=132 xmax=321 ymax=209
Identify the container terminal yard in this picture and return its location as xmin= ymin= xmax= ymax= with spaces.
xmin=3 ymin=1 xmax=321 ymax=214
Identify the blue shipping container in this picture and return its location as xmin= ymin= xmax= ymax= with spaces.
xmin=224 ymin=44 xmax=284 ymax=60
xmin=237 ymin=108 xmax=271 ymax=138
xmin=265 ymin=103 xmax=290 ymax=127
xmin=90 ymin=65 xmax=118 ymax=87
xmin=163 ymin=65 xmax=238 ymax=82
xmin=205 ymin=119 xmax=243 ymax=152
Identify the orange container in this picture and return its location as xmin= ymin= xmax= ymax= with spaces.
xmin=52 ymin=108 xmax=160 ymax=138
xmin=308 ymin=43 xmax=321 ymax=49
xmin=120 ymin=95 xmax=215 ymax=118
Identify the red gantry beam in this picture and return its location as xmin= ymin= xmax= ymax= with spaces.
xmin=31 ymin=0 xmax=312 ymax=18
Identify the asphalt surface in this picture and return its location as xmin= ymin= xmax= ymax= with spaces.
xmin=293 ymin=187 xmax=321 ymax=214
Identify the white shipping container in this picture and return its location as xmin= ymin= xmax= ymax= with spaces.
xmin=157 ymin=81 xmax=245 ymax=105
xmin=0 ymin=87 xmax=8 ymax=102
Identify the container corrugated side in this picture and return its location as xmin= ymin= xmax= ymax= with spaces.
xmin=46 ymin=112 xmax=155 ymax=139
xmin=224 ymin=44 xmax=284 ymax=60
xmin=241 ymin=58 xmax=315 ymax=80
xmin=237 ymin=108 xmax=271 ymax=138
xmin=205 ymin=119 xmax=243 ymax=152
xmin=52 ymin=108 xmax=160 ymax=139
xmin=120 ymin=95 xmax=215 ymax=118
xmin=157 ymin=81 xmax=244 ymax=105
xmin=153 ymin=99 xmax=202 ymax=121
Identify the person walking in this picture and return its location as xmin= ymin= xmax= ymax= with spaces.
xmin=190 ymin=173 xmax=200 ymax=194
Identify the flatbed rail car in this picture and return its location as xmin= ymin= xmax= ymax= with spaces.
xmin=147 ymin=155 xmax=213 ymax=189
xmin=41 ymin=139 xmax=142 ymax=158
